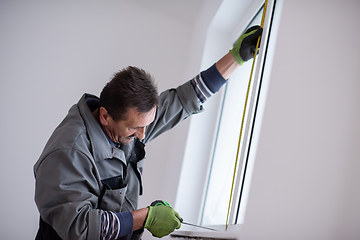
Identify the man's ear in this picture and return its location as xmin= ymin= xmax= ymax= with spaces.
xmin=99 ymin=107 xmax=110 ymax=126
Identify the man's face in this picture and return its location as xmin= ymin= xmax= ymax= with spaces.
xmin=100 ymin=106 xmax=156 ymax=145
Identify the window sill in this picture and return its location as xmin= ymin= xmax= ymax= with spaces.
xmin=171 ymin=225 xmax=241 ymax=240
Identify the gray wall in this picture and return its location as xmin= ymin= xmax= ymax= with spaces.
xmin=0 ymin=1 xmax=213 ymax=239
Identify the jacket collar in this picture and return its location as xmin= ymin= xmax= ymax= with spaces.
xmin=77 ymin=93 xmax=126 ymax=164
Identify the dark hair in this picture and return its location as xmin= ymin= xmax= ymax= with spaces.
xmin=99 ymin=66 xmax=158 ymax=121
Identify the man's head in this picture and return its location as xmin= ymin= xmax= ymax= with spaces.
xmin=98 ymin=66 xmax=158 ymax=145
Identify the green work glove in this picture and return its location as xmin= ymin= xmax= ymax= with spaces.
xmin=149 ymin=200 xmax=183 ymax=222
xmin=229 ymin=25 xmax=263 ymax=65
xmin=144 ymin=201 xmax=182 ymax=238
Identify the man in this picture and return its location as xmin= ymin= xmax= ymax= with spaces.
xmin=34 ymin=26 xmax=262 ymax=240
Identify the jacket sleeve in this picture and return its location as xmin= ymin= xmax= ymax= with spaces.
xmin=34 ymin=149 xmax=102 ymax=240
xmin=143 ymin=80 xmax=203 ymax=144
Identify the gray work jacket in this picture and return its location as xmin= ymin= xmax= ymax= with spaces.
xmin=34 ymin=80 xmax=202 ymax=240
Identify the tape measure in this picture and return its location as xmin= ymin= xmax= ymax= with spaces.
xmin=225 ymin=0 xmax=269 ymax=230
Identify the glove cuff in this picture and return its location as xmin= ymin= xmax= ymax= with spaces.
xmin=143 ymin=206 xmax=152 ymax=229
xmin=229 ymin=49 xmax=245 ymax=66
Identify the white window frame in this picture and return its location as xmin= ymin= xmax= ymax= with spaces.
xmin=174 ymin=0 xmax=282 ymax=238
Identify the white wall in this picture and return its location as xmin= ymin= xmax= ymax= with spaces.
xmin=2 ymin=1 xmax=359 ymax=240
xmin=241 ymin=1 xmax=360 ymax=239
xmin=0 ymin=1 xmax=216 ymax=239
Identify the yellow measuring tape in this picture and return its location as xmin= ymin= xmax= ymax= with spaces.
xmin=225 ymin=0 xmax=268 ymax=229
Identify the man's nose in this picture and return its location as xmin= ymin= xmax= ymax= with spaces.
xmin=135 ymin=127 xmax=146 ymax=140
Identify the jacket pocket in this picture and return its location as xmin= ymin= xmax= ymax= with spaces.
xmin=99 ymin=186 xmax=127 ymax=212
xmin=99 ymin=175 xmax=127 ymax=212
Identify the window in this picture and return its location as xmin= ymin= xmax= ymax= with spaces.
xmin=174 ymin=0 xmax=281 ymax=235
xmin=201 ymin=9 xmax=263 ymax=226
